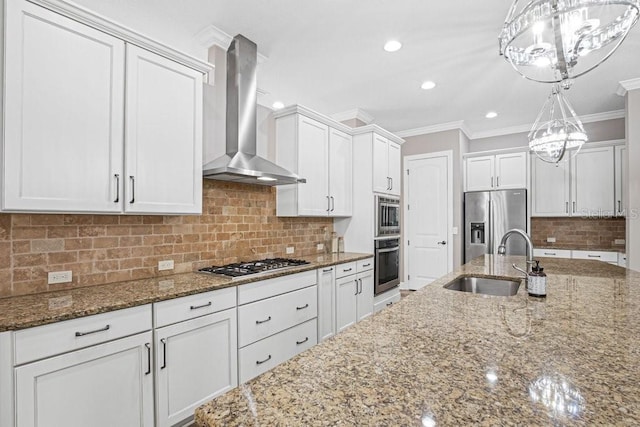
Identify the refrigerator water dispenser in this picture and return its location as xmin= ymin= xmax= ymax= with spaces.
xmin=470 ymin=223 xmax=485 ymax=244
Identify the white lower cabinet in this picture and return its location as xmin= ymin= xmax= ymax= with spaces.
xmin=335 ymin=260 xmax=374 ymax=333
xmin=373 ymin=287 xmax=401 ymax=314
xmin=533 ymin=248 xmax=572 ymax=259
xmin=12 ymin=305 xmax=154 ymax=427
xmin=154 ymin=308 xmax=237 ymax=427
xmin=317 ymin=266 xmax=336 ymax=342
xmin=571 ymin=250 xmax=619 ymax=265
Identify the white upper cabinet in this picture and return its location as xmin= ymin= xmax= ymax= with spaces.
xmin=276 ymin=109 xmax=352 ymax=217
xmin=615 ymin=145 xmax=627 ymax=216
xmin=531 ymin=144 xmax=617 ymax=217
xmin=373 ymin=135 xmax=401 ymax=196
xmin=2 ymin=0 xmax=125 ymax=213
xmin=464 ymin=152 xmax=528 ymax=192
xmin=572 ymin=146 xmax=614 ymax=217
xmin=125 ymin=45 xmax=203 ymax=214
xmin=1 ymin=0 xmax=209 ymax=214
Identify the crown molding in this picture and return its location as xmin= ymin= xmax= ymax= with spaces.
xmin=351 ymin=125 xmax=405 ymax=144
xmin=617 ymin=78 xmax=640 ymax=96
xmin=330 ymin=108 xmax=374 ymax=125
xmin=196 ymin=24 xmax=268 ymax=63
xmin=396 ymin=121 xmax=470 ymax=139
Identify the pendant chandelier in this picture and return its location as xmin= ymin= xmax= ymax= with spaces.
xmin=529 ymin=83 xmax=588 ymax=163
xmin=499 ymin=0 xmax=640 ymax=83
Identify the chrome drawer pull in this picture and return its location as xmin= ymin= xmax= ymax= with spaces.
xmin=256 ymin=316 xmax=272 ymax=324
xmin=386 ymin=302 xmax=393 ymax=306
xmin=588 ymin=255 xmax=601 ymax=258
xmin=296 ymin=303 xmax=309 ymax=310
xmin=160 ymin=338 xmax=167 ymax=369
xmin=75 ymin=324 xmax=110 ymax=337
xmin=343 ymin=268 xmax=352 ymax=272
xmin=256 ymin=355 xmax=272 ymax=365
xmin=362 ymin=263 xmax=371 ymax=267
xmin=296 ymin=337 xmax=309 ymax=345
xmin=190 ymin=301 xmax=212 ymax=310
xmin=544 ymin=252 xmax=556 ymax=255
xmin=322 ymin=268 xmax=333 ymax=272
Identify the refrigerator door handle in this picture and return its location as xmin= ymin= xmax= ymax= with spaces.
xmin=487 ymin=200 xmax=492 ymax=254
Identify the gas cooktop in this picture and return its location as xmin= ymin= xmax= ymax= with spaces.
xmin=198 ymin=258 xmax=310 ymax=279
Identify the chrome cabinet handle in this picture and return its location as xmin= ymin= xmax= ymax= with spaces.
xmin=190 ymin=301 xmax=212 ymax=310
xmin=362 ymin=263 xmax=371 ymax=267
xmin=565 ymin=202 xmax=569 ymax=214
xmin=160 ymin=338 xmax=167 ymax=369
xmin=588 ymin=255 xmax=601 ymax=258
xmin=386 ymin=302 xmax=393 ymax=306
xmin=256 ymin=316 xmax=272 ymax=324
xmin=322 ymin=268 xmax=333 ymax=272
xmin=387 ymin=177 xmax=392 ymax=190
xmin=572 ymin=201 xmax=576 ymax=213
xmin=145 ymin=343 xmax=151 ymax=375
xmin=296 ymin=337 xmax=309 ymax=345
xmin=358 ymin=278 xmax=363 ymax=295
xmin=544 ymin=252 xmax=556 ymax=256
xmin=129 ymin=176 xmax=135 ymax=203
xmin=618 ymin=200 xmax=622 ymax=213
xmin=390 ymin=177 xmax=393 ymax=190
xmin=114 ymin=174 xmax=120 ymax=203
xmin=496 ymin=176 xmax=500 ymax=187
xmin=491 ymin=176 xmax=494 ymax=188
xmin=326 ymin=195 xmax=330 ymax=212
xmin=343 ymin=267 xmax=352 ymax=272
xmin=330 ymin=196 xmax=335 ymax=212
xmin=354 ymin=280 xmax=359 ymax=295
xmin=296 ymin=303 xmax=309 ymax=310
xmin=75 ymin=324 xmax=110 ymax=337
xmin=256 ymin=355 xmax=272 ymax=365
xmin=437 ymin=241 xmax=447 ymax=245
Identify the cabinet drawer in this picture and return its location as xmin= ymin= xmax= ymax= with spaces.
xmin=373 ymin=291 xmax=401 ymax=314
xmin=238 ymin=285 xmax=317 ymax=348
xmin=14 ymin=304 xmax=151 ymax=365
xmin=335 ymin=262 xmax=357 ymax=279
xmin=153 ymin=287 xmax=236 ymax=328
xmin=238 ymin=318 xmax=317 ymax=384
xmin=357 ymin=258 xmax=374 ymax=273
xmin=533 ymin=249 xmax=572 ymax=259
xmin=572 ymin=250 xmax=618 ymax=263
xmin=238 ymin=270 xmax=316 ymax=305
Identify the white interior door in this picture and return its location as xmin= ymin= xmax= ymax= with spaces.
xmin=405 ymin=153 xmax=452 ymax=290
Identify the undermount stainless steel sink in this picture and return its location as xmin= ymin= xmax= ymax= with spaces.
xmin=444 ymin=276 xmax=521 ymax=296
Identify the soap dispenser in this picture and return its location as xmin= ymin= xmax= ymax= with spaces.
xmin=528 ymin=260 xmax=547 ymax=297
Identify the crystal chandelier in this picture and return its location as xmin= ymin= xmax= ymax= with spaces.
xmin=499 ymin=0 xmax=640 ymax=83
xmin=529 ymin=83 xmax=588 ymax=163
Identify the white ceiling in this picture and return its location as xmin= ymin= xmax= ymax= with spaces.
xmin=73 ymin=0 xmax=640 ymax=137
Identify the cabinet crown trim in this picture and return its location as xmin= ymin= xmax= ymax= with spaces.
xmin=28 ymin=0 xmax=213 ymax=74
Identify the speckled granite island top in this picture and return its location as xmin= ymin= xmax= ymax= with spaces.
xmin=0 ymin=252 xmax=371 ymax=332
xmin=196 ymin=255 xmax=640 ymax=426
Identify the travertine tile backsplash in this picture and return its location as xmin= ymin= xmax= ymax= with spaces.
xmin=0 ymin=181 xmax=333 ymax=297
xmin=531 ymin=217 xmax=626 ymax=251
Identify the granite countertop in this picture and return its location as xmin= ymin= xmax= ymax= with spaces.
xmin=0 ymin=252 xmax=371 ymax=332
xmin=196 ymin=255 xmax=640 ymax=426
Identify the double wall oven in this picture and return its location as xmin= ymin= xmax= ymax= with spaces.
xmin=374 ymin=195 xmax=400 ymax=295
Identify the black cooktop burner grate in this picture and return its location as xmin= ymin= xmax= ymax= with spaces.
xmin=198 ymin=258 xmax=310 ymax=278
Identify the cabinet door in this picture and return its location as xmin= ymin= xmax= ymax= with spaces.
xmin=495 ymin=152 xmax=527 ymax=189
xmin=15 ymin=332 xmax=154 ymax=427
xmin=388 ymin=142 xmax=402 ymax=196
xmin=465 ymin=156 xmax=494 ymax=191
xmin=531 ymin=156 xmax=571 ymax=216
xmin=297 ymin=116 xmax=329 ymax=215
xmin=356 ymin=270 xmax=374 ymax=322
xmin=3 ymin=0 xmax=125 ymax=212
xmin=317 ymin=267 xmax=336 ymax=342
xmin=125 ymin=45 xmax=203 ymax=214
xmin=335 ymin=275 xmax=358 ymax=333
xmin=572 ymin=146 xmax=614 ymax=217
xmin=615 ymin=145 xmax=626 ymax=216
xmin=155 ymin=308 xmax=237 ymax=427
xmin=372 ymin=135 xmax=390 ymax=193
xmin=328 ymin=129 xmax=353 ymax=216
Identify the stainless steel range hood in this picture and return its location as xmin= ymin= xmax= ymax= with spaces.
xmin=203 ymin=35 xmax=304 ymax=185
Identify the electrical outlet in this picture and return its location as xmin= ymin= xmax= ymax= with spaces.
xmin=317 ymin=243 xmax=324 ymax=251
xmin=614 ymin=239 xmax=626 ymax=245
xmin=48 ymin=271 xmax=72 ymax=285
xmin=158 ymin=260 xmax=174 ymax=271
xmin=286 ymin=246 xmax=295 ymax=254
xmin=547 ymin=237 xmax=556 ymax=243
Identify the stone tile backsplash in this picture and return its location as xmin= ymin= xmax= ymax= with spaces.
xmin=0 ymin=181 xmax=333 ymax=297
xmin=531 ymin=217 xmax=626 ymax=251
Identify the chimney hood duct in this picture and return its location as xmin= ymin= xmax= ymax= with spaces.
xmin=202 ymin=35 xmax=304 ymax=185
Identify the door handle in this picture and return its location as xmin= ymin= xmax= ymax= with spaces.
xmin=354 ymin=279 xmax=359 ymax=295
xmin=113 ymin=174 xmax=120 ymax=203
xmin=330 ymin=196 xmax=335 ymax=212
xmin=160 ymin=338 xmax=167 ymax=369
xmin=129 ymin=176 xmax=135 ymax=203
xmin=326 ymin=195 xmax=330 ymax=212
xmin=437 ymin=241 xmax=447 ymax=245
xmin=145 ymin=343 xmax=151 ymax=375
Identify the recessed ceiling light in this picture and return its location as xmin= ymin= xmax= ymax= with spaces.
xmin=272 ymin=101 xmax=284 ymax=110
xmin=383 ymin=40 xmax=402 ymax=52
xmin=421 ymin=81 xmax=436 ymax=90
xmin=486 ymin=111 xmax=498 ymax=119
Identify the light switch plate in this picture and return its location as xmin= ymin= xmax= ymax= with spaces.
xmin=452 ymin=227 xmax=459 ymax=235
xmin=547 ymin=237 xmax=556 ymax=243
xmin=286 ymin=246 xmax=295 ymax=254
xmin=317 ymin=243 xmax=324 ymax=251
xmin=158 ymin=260 xmax=174 ymax=271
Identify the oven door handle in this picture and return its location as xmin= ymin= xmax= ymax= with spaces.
xmin=377 ymin=247 xmax=399 ymax=254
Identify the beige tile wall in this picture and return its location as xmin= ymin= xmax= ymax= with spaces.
xmin=531 ymin=217 xmax=626 ymax=251
xmin=0 ymin=180 xmax=333 ymax=297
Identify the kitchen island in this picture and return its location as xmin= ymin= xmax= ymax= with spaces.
xmin=195 ymin=255 xmax=640 ymax=426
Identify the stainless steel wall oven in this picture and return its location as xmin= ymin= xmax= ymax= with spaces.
xmin=374 ymin=237 xmax=400 ymax=295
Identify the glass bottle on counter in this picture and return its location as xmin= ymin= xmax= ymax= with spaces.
xmin=528 ymin=260 xmax=547 ymax=297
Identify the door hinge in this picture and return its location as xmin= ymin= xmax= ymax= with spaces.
xmin=407 ymin=204 xmax=410 ymax=211
xmin=407 ymin=169 xmax=410 ymax=175
xmin=408 ymin=274 xmax=411 ymax=280
xmin=407 ymin=240 xmax=410 ymax=246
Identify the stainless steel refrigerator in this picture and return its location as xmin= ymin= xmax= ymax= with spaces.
xmin=464 ymin=189 xmax=527 ymax=263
